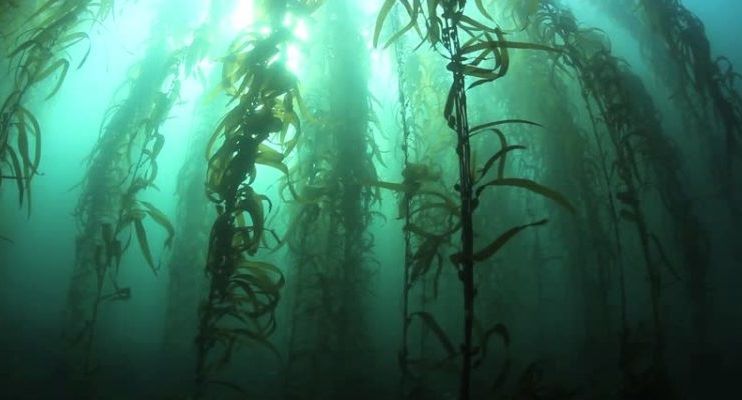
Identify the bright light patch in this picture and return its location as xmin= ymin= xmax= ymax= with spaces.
xmin=359 ymin=1 xmax=378 ymax=16
xmin=287 ymin=44 xmax=301 ymax=75
xmin=230 ymin=0 xmax=255 ymax=31
xmin=181 ymin=75 xmax=203 ymax=101
xmin=293 ymin=19 xmax=310 ymax=42
xmin=197 ymin=59 xmax=214 ymax=77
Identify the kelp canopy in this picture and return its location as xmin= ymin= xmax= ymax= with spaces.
xmin=0 ymin=1 xmax=741 ymax=399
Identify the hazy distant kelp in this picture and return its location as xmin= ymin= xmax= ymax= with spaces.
xmin=0 ymin=0 xmax=113 ymax=216
xmin=282 ymin=0 xmax=380 ymax=397
xmin=515 ymin=1 xmax=714 ymax=397
xmin=162 ymin=0 xmax=233 ymax=352
xmin=589 ymin=0 xmax=732 ymax=396
xmin=63 ymin=0 xmax=193 ymax=382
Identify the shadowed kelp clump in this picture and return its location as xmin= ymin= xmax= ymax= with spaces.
xmin=194 ymin=0 xmax=320 ymax=397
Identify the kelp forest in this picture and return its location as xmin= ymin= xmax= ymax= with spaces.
xmin=1 ymin=0 xmax=741 ymax=399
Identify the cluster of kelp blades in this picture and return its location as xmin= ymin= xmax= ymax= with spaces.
xmin=637 ymin=0 xmax=742 ymax=158
xmin=68 ymin=42 xmax=185 ymax=374
xmin=0 ymin=0 xmax=115 ymax=217
xmin=375 ymin=1 xmax=574 ymax=398
xmin=195 ymin=1 xmax=322 ymax=394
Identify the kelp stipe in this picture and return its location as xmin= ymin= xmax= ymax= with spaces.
xmin=375 ymin=1 xmax=574 ymax=398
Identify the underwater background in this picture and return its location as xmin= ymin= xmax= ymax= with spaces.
xmin=1 ymin=0 xmax=741 ymax=399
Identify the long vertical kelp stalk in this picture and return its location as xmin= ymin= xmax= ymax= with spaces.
xmin=392 ymin=12 xmax=417 ymax=393
xmin=438 ymin=8 xmax=475 ymax=398
xmin=195 ymin=1 xmax=320 ymax=395
xmin=376 ymin=2 xmax=573 ymax=398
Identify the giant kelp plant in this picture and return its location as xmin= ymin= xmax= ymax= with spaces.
xmin=1 ymin=0 xmax=742 ymax=399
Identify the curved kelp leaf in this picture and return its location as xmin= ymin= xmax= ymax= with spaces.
xmin=476 ymin=178 xmax=576 ymax=214
xmin=133 ymin=217 xmax=157 ymax=276
xmin=408 ymin=311 xmax=456 ymax=359
xmin=473 ymin=320 xmax=510 ymax=368
xmin=452 ymin=220 xmax=549 ymax=263
xmin=477 ymin=145 xmax=526 ymax=180
xmin=140 ymin=201 xmax=175 ymax=248
xmin=469 ymin=119 xmax=542 ymax=137
xmin=35 ymin=59 xmax=70 ymax=99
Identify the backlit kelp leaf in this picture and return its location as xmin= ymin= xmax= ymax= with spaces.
xmin=17 ymin=107 xmax=41 ymax=171
xmin=57 ymin=31 xmax=91 ymax=68
xmin=35 ymin=58 xmax=70 ymax=99
xmin=460 ymin=39 xmax=559 ymax=55
xmin=255 ymin=145 xmax=288 ymax=175
xmin=381 ymin=0 xmax=423 ymax=49
xmin=28 ymin=0 xmax=63 ymax=21
xmin=373 ymin=0 xmax=397 ymax=48
xmin=140 ymin=201 xmax=175 ymax=248
xmin=478 ymin=145 xmax=526 ymax=180
xmin=476 ymin=178 xmax=576 ymax=214
xmin=456 ymin=14 xmax=498 ymax=33
xmin=452 ymin=220 xmax=548 ymax=263
xmin=6 ymin=147 xmax=25 ymax=207
xmin=237 ymin=188 xmax=267 ymax=232
xmin=133 ymin=217 xmax=157 ymax=276
xmin=469 ymin=119 xmax=542 ymax=137
xmin=475 ymin=0 xmax=493 ymax=21
xmin=446 ymin=62 xmax=501 ymax=80
xmin=232 ymin=264 xmax=285 ymax=296
xmin=410 ymin=235 xmax=444 ymax=283
xmin=408 ymin=311 xmax=456 ymax=358
xmin=364 ymin=180 xmax=415 ymax=193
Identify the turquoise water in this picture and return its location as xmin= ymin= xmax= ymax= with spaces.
xmin=1 ymin=1 xmax=741 ymax=398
